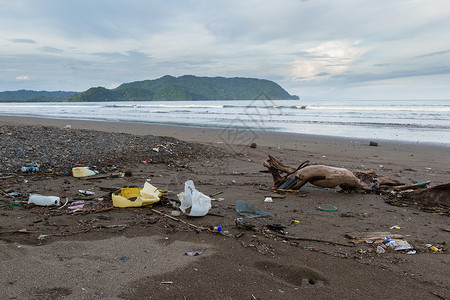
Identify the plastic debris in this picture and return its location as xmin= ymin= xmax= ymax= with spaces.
xmin=72 ymin=167 xmax=96 ymax=178
xmin=79 ymin=190 xmax=95 ymax=195
xmin=68 ymin=204 xmax=85 ymax=210
xmin=264 ymin=197 xmax=273 ymax=203
xmin=430 ymin=246 xmax=439 ymax=252
xmin=316 ymin=204 xmax=338 ymax=212
xmin=112 ymin=182 xmax=161 ymax=207
xmin=171 ymin=210 xmax=181 ymax=217
xmin=28 ymin=194 xmax=60 ymax=206
xmin=235 ymin=200 xmax=274 ymax=218
xmin=185 ymin=250 xmax=206 ymax=256
xmin=37 ymin=234 xmax=48 ymax=241
xmin=376 ymin=246 xmax=385 ymax=254
xmin=21 ymin=166 xmax=39 ymax=172
xmin=267 ymin=224 xmax=285 ymax=234
xmin=178 ymin=180 xmax=212 ymax=217
xmin=386 ymin=240 xmax=413 ymax=251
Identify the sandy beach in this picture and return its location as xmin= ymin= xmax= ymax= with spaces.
xmin=0 ymin=116 xmax=449 ymax=299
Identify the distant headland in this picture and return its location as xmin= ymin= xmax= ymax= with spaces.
xmin=0 ymin=75 xmax=299 ymax=102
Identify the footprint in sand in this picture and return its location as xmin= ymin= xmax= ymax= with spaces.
xmin=254 ymin=261 xmax=327 ymax=288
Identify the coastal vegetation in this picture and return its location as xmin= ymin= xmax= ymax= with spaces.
xmin=0 ymin=90 xmax=76 ymax=102
xmin=0 ymin=75 xmax=298 ymax=102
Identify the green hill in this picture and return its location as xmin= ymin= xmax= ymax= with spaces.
xmin=0 ymin=90 xmax=77 ymax=102
xmin=69 ymin=75 xmax=299 ymax=101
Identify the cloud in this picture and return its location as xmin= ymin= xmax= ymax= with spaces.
xmin=414 ymin=49 xmax=450 ymax=59
xmin=16 ymin=75 xmax=31 ymax=80
xmin=1 ymin=0 xmax=450 ymax=99
xmin=38 ymin=46 xmax=64 ymax=53
xmin=290 ymin=40 xmax=368 ymax=81
xmin=11 ymin=39 xmax=36 ymax=44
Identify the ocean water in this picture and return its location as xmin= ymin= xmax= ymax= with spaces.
xmin=0 ymin=99 xmax=449 ymax=146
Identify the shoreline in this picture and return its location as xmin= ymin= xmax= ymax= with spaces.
xmin=1 ymin=115 xmax=449 ymax=150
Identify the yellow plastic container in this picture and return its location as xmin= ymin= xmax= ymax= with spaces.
xmin=112 ymin=182 xmax=161 ymax=207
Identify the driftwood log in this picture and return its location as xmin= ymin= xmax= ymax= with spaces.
xmin=263 ymin=155 xmax=402 ymax=192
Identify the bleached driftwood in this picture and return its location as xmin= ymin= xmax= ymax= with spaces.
xmin=263 ymin=155 xmax=403 ymax=192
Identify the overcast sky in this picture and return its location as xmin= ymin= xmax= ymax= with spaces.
xmin=1 ymin=0 xmax=450 ymax=100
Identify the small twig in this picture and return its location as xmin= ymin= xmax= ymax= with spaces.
xmin=210 ymin=191 xmax=223 ymax=197
xmin=393 ymin=181 xmax=431 ymax=191
xmin=151 ymin=208 xmax=207 ymax=230
xmin=271 ymin=232 xmax=356 ymax=247
xmin=430 ymin=291 xmax=447 ymax=300
xmin=0 ymin=174 xmax=20 ymax=180
xmin=0 ymin=229 xmax=36 ymax=235
xmin=207 ymin=212 xmax=225 ymax=217
xmin=58 ymin=197 xmax=69 ymax=210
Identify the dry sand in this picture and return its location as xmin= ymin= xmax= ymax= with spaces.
xmin=0 ymin=116 xmax=449 ymax=299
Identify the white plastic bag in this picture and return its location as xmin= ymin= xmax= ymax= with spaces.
xmin=179 ymin=180 xmax=211 ymax=216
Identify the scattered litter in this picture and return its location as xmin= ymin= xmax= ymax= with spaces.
xmin=345 ymin=231 xmax=404 ymax=242
xmin=171 ymin=210 xmax=181 ymax=217
xmin=235 ymin=218 xmax=256 ymax=230
xmin=28 ymin=194 xmax=60 ymax=206
xmin=112 ymin=182 xmax=161 ymax=207
xmin=37 ymin=234 xmax=48 ymax=241
xmin=72 ymin=167 xmax=96 ymax=178
xmin=264 ymin=197 xmax=273 ymax=203
xmin=369 ymin=141 xmax=378 ymax=147
xmin=386 ymin=240 xmax=413 ymax=251
xmin=21 ymin=166 xmax=39 ymax=172
xmin=178 ymin=180 xmax=212 ymax=217
xmin=406 ymin=250 xmax=417 ymax=255
xmin=68 ymin=204 xmax=85 ymax=210
xmin=430 ymin=246 xmax=439 ymax=252
xmin=376 ymin=246 xmax=385 ymax=254
xmin=64 ymin=124 xmax=72 ymax=129
xmin=119 ymin=255 xmax=130 ymax=261
xmin=79 ymin=190 xmax=95 ymax=195
xmin=390 ymin=225 xmax=401 ymax=230
xmin=316 ymin=204 xmax=338 ymax=212
xmin=213 ymin=226 xmax=222 ymax=232
xmin=235 ymin=200 xmax=274 ymax=218
xmin=267 ymin=224 xmax=285 ymax=234
xmin=185 ymin=250 xmax=206 ymax=256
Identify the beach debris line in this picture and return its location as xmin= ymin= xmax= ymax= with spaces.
xmin=263 ymin=155 xmax=403 ymax=192
xmin=386 ymin=183 xmax=449 ymax=214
